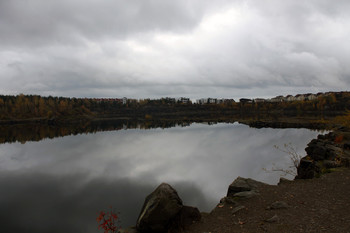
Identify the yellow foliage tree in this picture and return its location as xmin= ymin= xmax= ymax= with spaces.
xmin=335 ymin=110 xmax=350 ymax=128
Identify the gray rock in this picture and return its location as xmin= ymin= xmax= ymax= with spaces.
xmin=296 ymin=158 xmax=320 ymax=179
xmin=227 ymin=177 xmax=252 ymax=194
xmin=220 ymin=196 xmax=238 ymax=205
xmin=265 ymin=215 xmax=279 ymax=223
xmin=231 ymin=205 xmax=245 ymax=214
xmin=136 ymin=183 xmax=183 ymax=233
xmin=305 ymin=136 xmax=345 ymax=162
xmin=278 ymin=177 xmax=292 ymax=185
xmin=171 ymin=205 xmax=201 ymax=228
xmin=267 ymin=201 xmax=290 ymax=210
xmin=323 ymin=160 xmax=340 ymax=168
xmin=227 ymin=177 xmax=265 ymax=197
xmin=305 ymin=139 xmax=328 ymax=161
xmin=312 ymin=147 xmax=327 ymax=160
xmin=233 ymin=190 xmax=259 ymax=199
xmin=325 ymin=145 xmax=343 ymax=160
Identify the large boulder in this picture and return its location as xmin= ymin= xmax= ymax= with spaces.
xmin=227 ymin=177 xmax=266 ymax=198
xmin=295 ymin=158 xmax=320 ymax=179
xmin=305 ymin=139 xmax=328 ymax=161
xmin=136 ymin=183 xmax=183 ymax=233
xmin=305 ymin=134 xmax=344 ymax=162
xmin=170 ymin=206 xmax=201 ymax=229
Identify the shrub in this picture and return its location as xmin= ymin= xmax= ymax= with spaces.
xmin=96 ymin=206 xmax=120 ymax=233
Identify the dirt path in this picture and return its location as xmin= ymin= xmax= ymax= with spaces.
xmin=184 ymin=168 xmax=350 ymax=233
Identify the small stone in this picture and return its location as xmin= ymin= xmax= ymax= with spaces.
xmin=220 ymin=196 xmax=239 ymax=205
xmin=227 ymin=177 xmax=253 ymax=195
xmin=233 ymin=190 xmax=259 ymax=199
xmin=267 ymin=201 xmax=290 ymax=210
xmin=265 ymin=214 xmax=279 ymax=223
xmin=227 ymin=177 xmax=266 ymax=196
xmin=231 ymin=205 xmax=245 ymax=214
xmin=278 ymin=177 xmax=292 ymax=185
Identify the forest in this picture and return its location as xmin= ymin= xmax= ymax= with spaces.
xmin=1 ymin=92 xmax=350 ymax=144
xmin=0 ymin=92 xmax=350 ymax=123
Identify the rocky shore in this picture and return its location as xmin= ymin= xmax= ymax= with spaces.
xmin=120 ymin=127 xmax=350 ymax=233
xmin=297 ymin=128 xmax=350 ymax=179
xmin=183 ymin=167 xmax=350 ymax=233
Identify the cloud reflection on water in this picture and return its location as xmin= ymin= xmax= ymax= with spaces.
xmin=0 ymin=123 xmax=320 ymax=232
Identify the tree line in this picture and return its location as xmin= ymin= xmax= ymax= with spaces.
xmin=0 ymin=92 xmax=349 ymax=122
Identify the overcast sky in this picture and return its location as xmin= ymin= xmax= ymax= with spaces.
xmin=0 ymin=0 xmax=349 ymax=100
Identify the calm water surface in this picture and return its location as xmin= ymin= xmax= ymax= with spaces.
xmin=0 ymin=123 xmax=321 ymax=232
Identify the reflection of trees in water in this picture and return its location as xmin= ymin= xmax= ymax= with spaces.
xmin=0 ymin=120 xmax=196 ymax=144
xmin=0 ymin=115 xmax=328 ymax=144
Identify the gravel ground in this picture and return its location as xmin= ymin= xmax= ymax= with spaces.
xmin=184 ymin=168 xmax=350 ymax=233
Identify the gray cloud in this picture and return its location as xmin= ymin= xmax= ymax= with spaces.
xmin=0 ymin=0 xmax=231 ymax=48
xmin=0 ymin=0 xmax=349 ymax=99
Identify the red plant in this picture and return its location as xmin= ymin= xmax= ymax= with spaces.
xmin=335 ymin=135 xmax=344 ymax=143
xmin=96 ymin=206 xmax=119 ymax=233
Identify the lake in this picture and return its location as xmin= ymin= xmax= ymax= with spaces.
xmin=0 ymin=122 xmax=321 ymax=232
